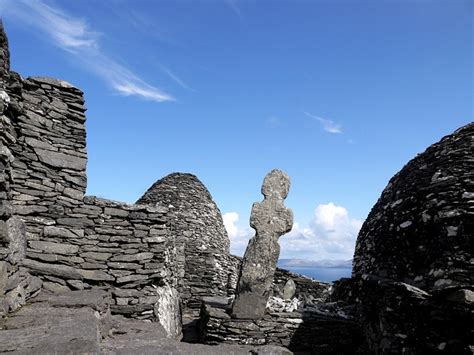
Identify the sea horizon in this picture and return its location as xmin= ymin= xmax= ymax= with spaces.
xmin=283 ymin=266 xmax=352 ymax=283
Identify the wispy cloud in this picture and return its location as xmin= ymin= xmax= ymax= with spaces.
xmin=0 ymin=0 xmax=174 ymax=102
xmin=303 ymin=111 xmax=343 ymax=134
xmin=225 ymin=0 xmax=243 ymax=19
xmin=158 ymin=64 xmax=194 ymax=92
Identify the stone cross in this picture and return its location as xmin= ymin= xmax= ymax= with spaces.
xmin=231 ymin=169 xmax=293 ymax=319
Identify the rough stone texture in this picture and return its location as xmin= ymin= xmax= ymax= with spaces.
xmin=200 ymin=303 xmax=361 ymax=353
xmin=232 ymin=169 xmax=293 ymax=319
xmin=154 ymin=283 xmax=183 ymax=340
xmin=0 ymin=22 xmax=180 ymax=323
xmin=332 ymin=276 xmax=473 ymax=354
xmin=282 ymin=279 xmax=296 ymax=300
xmin=0 ymin=20 xmax=9 ymax=80
xmin=137 ymin=173 xmax=234 ymax=316
xmin=327 ymin=123 xmax=474 ymax=354
xmin=0 ymin=289 xmax=111 ymax=354
xmin=353 ymin=123 xmax=474 ymax=292
xmin=102 ymin=313 xmax=293 ymax=354
xmin=0 ymin=289 xmax=292 ymax=355
xmin=272 ymin=268 xmax=330 ymax=304
xmin=5 ymin=216 xmax=26 ymax=265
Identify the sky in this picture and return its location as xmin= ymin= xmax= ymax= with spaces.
xmin=0 ymin=0 xmax=472 ymax=264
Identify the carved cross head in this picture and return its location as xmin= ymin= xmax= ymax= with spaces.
xmin=261 ymin=169 xmax=290 ymax=200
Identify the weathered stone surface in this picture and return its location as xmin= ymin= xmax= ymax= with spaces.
xmin=44 ymin=225 xmax=82 ymax=239
xmin=0 ymin=20 xmax=10 ymax=79
xmin=201 ymin=303 xmax=360 ymax=353
xmin=332 ymin=276 xmax=472 ymax=354
xmin=29 ymin=240 xmax=79 ymax=255
xmin=34 ymin=148 xmax=87 ymax=171
xmin=154 ymin=284 xmax=183 ymax=340
xmin=232 ymin=169 xmax=293 ymax=319
xmin=0 ymin=261 xmax=7 ymax=296
xmin=110 ymin=252 xmax=153 ymax=262
xmin=23 ymin=259 xmax=83 ymax=279
xmin=6 ymin=216 xmax=26 ymax=265
xmin=78 ymin=269 xmax=115 ymax=282
xmin=282 ymin=279 xmax=296 ymax=300
xmin=0 ymin=290 xmax=110 ymax=354
xmin=353 ymin=123 xmax=474 ymax=292
xmin=102 ymin=313 xmax=293 ymax=354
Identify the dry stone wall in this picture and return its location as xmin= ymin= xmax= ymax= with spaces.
xmin=0 ymin=23 xmax=42 ymax=315
xmin=199 ymin=303 xmax=362 ymax=353
xmin=22 ymin=197 xmax=176 ymax=319
xmin=0 ymin=66 xmax=178 ymax=319
xmin=0 ymin=22 xmax=180 ymax=321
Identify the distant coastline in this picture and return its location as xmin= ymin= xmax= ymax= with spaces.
xmin=283 ymin=266 xmax=351 ymax=283
xmin=278 ymin=258 xmax=352 ymax=282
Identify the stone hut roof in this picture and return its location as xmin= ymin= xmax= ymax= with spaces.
xmin=353 ymin=123 xmax=474 ymax=292
xmin=137 ymin=173 xmax=232 ymax=313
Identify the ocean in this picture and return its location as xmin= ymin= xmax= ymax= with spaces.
xmin=283 ymin=267 xmax=352 ymax=283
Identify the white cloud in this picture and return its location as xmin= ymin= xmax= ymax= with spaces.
xmin=281 ymin=203 xmax=363 ymax=260
xmin=223 ymin=212 xmax=253 ymax=256
xmin=224 ymin=203 xmax=363 ymax=261
xmin=303 ymin=111 xmax=343 ymax=134
xmin=1 ymin=0 xmax=174 ymax=102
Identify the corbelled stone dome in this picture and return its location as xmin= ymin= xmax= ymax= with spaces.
xmin=137 ymin=173 xmax=232 ymax=314
xmin=353 ymin=123 xmax=474 ymax=292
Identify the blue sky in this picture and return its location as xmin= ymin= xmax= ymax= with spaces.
xmin=1 ymin=0 xmax=472 ymax=262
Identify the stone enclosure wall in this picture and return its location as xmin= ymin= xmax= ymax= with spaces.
xmin=199 ymin=301 xmax=362 ymax=354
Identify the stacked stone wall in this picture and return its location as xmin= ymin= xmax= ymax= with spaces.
xmin=273 ymin=268 xmax=330 ymax=303
xmin=0 ymin=25 xmax=42 ymax=314
xmin=199 ymin=304 xmax=361 ymax=353
xmin=0 ymin=23 xmax=181 ymax=320
xmin=22 ymin=196 xmax=175 ymax=319
xmin=9 ymin=76 xmax=87 ymax=221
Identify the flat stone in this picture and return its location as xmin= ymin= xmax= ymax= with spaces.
xmin=144 ymin=236 xmax=165 ymax=243
xmin=104 ymin=207 xmax=129 ymax=217
xmin=78 ymin=269 xmax=115 ymax=282
xmin=116 ymin=275 xmax=147 ymax=284
xmin=34 ymin=147 xmax=86 ymax=171
xmin=0 ymin=294 xmax=104 ymax=354
xmin=44 ymin=225 xmax=83 ymax=239
xmin=25 ymin=137 xmax=57 ymax=151
xmin=23 ymin=259 xmax=83 ymax=279
xmin=110 ymin=252 xmax=154 ymax=262
xmin=29 ymin=240 xmax=79 ymax=255
xmin=80 ymin=252 xmax=112 ymax=261
xmin=29 ymin=76 xmax=77 ymax=89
